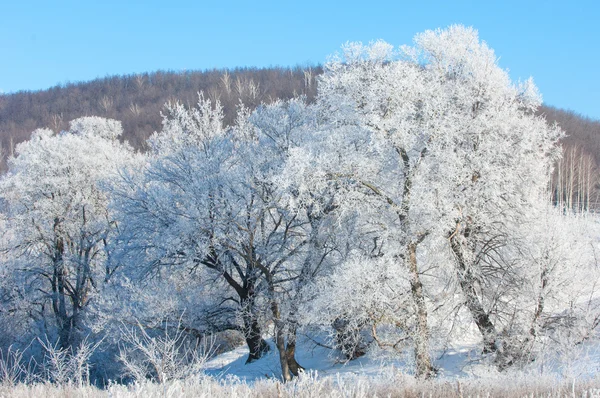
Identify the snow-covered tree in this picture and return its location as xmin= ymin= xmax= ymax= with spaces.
xmin=281 ymin=26 xmax=563 ymax=377
xmin=110 ymin=96 xmax=333 ymax=380
xmin=0 ymin=117 xmax=136 ymax=349
xmin=406 ymin=27 xmax=564 ymax=364
xmin=282 ymin=38 xmax=442 ymax=378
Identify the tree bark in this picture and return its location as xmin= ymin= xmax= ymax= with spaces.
xmin=243 ymin=311 xmax=269 ymax=363
xmin=270 ymin=300 xmax=304 ymax=381
xmin=450 ymin=235 xmax=498 ymax=354
xmin=274 ymin=323 xmax=292 ymax=382
xmin=407 ymin=242 xmax=433 ymax=379
xmin=51 ymin=233 xmax=74 ymax=351
xmin=285 ymin=326 xmax=304 ymax=376
xmin=200 ymin=252 xmax=269 ymax=364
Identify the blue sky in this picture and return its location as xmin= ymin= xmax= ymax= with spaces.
xmin=1 ymin=0 xmax=598 ymax=119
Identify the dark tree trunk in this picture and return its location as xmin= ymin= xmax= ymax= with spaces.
xmin=51 ymin=233 xmax=74 ymax=351
xmin=200 ymin=251 xmax=270 ymax=364
xmin=285 ymin=327 xmax=304 ymax=377
xmin=450 ymin=235 xmax=498 ymax=354
xmin=243 ymin=311 xmax=269 ymax=363
xmin=241 ymin=281 xmax=269 ymax=363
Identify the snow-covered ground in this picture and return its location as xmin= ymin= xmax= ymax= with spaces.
xmin=2 ymin=334 xmax=600 ymax=397
xmin=205 ymin=333 xmax=403 ymax=381
xmin=204 ymin=330 xmax=600 ymax=384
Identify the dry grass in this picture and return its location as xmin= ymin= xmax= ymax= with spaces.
xmin=1 ymin=372 xmax=600 ymax=398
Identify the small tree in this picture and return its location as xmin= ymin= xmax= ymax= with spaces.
xmin=118 ymin=318 xmax=215 ymax=383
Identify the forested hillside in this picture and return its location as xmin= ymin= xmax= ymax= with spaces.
xmin=542 ymin=106 xmax=600 ymax=160
xmin=0 ymin=66 xmax=597 ymax=168
xmin=2 ymin=65 xmax=598 ymax=212
xmin=0 ymin=66 xmax=320 ymax=164
xmin=1 ymin=65 xmax=598 ymax=210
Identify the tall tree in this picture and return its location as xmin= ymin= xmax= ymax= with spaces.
xmin=0 ymin=117 xmax=136 ymax=349
xmin=110 ymin=96 xmax=330 ymax=379
xmin=282 ymin=26 xmax=562 ymax=377
xmin=411 ymin=26 xmax=561 ymax=359
xmin=283 ymin=39 xmax=439 ymax=378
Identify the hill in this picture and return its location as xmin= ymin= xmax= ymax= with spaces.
xmin=0 ymin=67 xmax=598 ymax=210
xmin=0 ymin=66 xmax=320 ymax=169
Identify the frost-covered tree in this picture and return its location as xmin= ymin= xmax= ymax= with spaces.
xmin=403 ymin=27 xmax=563 ymax=360
xmin=282 ymin=26 xmax=563 ymax=377
xmin=110 ymin=96 xmax=331 ymax=380
xmin=109 ymin=98 xmax=261 ymax=358
xmin=243 ymin=100 xmax=336 ymax=380
xmin=496 ymin=208 xmax=600 ymax=368
xmin=283 ymin=38 xmax=441 ymax=378
xmin=0 ymin=117 xmax=136 ymax=349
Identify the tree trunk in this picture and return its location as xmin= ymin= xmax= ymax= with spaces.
xmin=52 ymin=234 xmax=73 ymax=351
xmin=271 ymin=297 xmax=291 ymax=382
xmin=270 ymin=301 xmax=304 ymax=381
xmin=450 ymin=235 xmax=498 ymax=354
xmin=240 ymin=280 xmax=269 ymax=363
xmin=206 ymin=254 xmax=269 ymax=364
xmin=285 ymin=326 xmax=304 ymax=376
xmin=275 ymin=324 xmax=292 ymax=382
xmin=407 ymin=242 xmax=433 ymax=379
xmin=243 ymin=312 xmax=269 ymax=363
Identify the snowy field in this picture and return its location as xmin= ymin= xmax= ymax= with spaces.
xmin=2 ymin=333 xmax=600 ymax=397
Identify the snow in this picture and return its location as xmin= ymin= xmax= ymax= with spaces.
xmin=205 ymin=334 xmax=391 ymax=381
xmin=205 ymin=330 xmax=600 ymax=383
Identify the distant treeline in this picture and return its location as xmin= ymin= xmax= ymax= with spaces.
xmin=0 ymin=66 xmax=599 ymax=210
xmin=541 ymin=106 xmax=600 ymax=162
xmin=0 ymin=66 xmax=321 ymax=168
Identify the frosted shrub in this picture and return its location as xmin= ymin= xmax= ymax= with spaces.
xmin=118 ymin=319 xmax=215 ymax=383
xmin=0 ymin=346 xmax=36 ymax=385
xmin=38 ymin=337 xmax=102 ymax=387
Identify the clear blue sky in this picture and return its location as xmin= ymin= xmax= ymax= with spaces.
xmin=1 ymin=0 xmax=598 ymax=119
